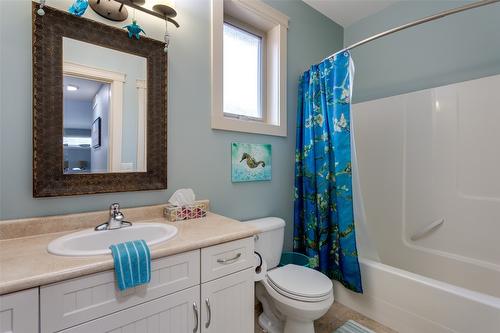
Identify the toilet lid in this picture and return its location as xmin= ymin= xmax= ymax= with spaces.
xmin=267 ymin=264 xmax=332 ymax=300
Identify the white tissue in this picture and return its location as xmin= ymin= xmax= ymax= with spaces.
xmin=168 ymin=188 xmax=196 ymax=207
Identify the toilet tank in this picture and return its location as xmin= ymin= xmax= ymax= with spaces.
xmin=244 ymin=217 xmax=285 ymax=270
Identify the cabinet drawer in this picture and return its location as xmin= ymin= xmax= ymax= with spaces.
xmin=201 ymin=237 xmax=254 ymax=282
xmin=41 ymin=250 xmax=200 ymax=333
xmin=60 ymin=285 xmax=200 ymax=333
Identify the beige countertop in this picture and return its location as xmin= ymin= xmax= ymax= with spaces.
xmin=0 ymin=212 xmax=258 ymax=295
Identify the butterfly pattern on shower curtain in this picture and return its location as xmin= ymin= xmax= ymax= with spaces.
xmin=294 ymin=51 xmax=363 ymax=293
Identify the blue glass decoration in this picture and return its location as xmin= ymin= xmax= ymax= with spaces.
xmin=68 ymin=0 xmax=89 ymax=17
xmin=124 ymin=20 xmax=146 ymax=40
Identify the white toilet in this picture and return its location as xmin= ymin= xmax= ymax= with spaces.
xmin=245 ymin=217 xmax=334 ymax=333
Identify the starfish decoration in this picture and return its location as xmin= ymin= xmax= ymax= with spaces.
xmin=68 ymin=0 xmax=88 ymax=17
xmin=124 ymin=20 xmax=146 ymax=40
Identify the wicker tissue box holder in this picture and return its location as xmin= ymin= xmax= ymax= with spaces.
xmin=163 ymin=200 xmax=209 ymax=222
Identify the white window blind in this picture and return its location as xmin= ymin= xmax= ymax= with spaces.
xmin=223 ymin=23 xmax=263 ymax=120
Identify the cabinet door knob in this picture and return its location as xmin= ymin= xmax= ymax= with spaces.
xmin=193 ymin=302 xmax=199 ymax=333
xmin=216 ymin=252 xmax=241 ymax=264
xmin=205 ymin=298 xmax=211 ymax=328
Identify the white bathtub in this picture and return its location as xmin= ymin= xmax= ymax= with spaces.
xmin=345 ymin=74 xmax=500 ymax=332
xmin=333 ymin=258 xmax=500 ymax=333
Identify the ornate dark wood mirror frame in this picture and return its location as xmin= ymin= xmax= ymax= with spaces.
xmin=32 ymin=3 xmax=167 ymax=197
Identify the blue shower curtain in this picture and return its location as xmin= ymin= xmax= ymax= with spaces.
xmin=293 ymin=51 xmax=362 ymax=293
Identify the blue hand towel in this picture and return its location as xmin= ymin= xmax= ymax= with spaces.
xmin=109 ymin=240 xmax=151 ymax=291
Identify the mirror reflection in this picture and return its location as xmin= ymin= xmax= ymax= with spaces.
xmin=63 ymin=37 xmax=147 ymax=174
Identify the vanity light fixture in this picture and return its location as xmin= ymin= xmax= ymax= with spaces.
xmin=151 ymin=0 xmax=177 ymax=53
xmin=89 ymin=0 xmax=129 ymax=21
xmin=66 ymin=84 xmax=79 ymax=91
xmin=114 ymin=0 xmax=179 ymax=53
xmin=36 ymin=0 xmax=179 ymax=53
xmin=37 ymin=0 xmax=46 ymax=16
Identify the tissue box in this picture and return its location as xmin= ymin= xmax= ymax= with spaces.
xmin=163 ymin=200 xmax=209 ymax=221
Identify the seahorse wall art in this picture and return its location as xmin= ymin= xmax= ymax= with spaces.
xmin=231 ymin=142 xmax=272 ymax=182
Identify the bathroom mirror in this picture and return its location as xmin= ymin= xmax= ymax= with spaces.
xmin=63 ymin=38 xmax=147 ymax=174
xmin=33 ymin=4 xmax=167 ymax=197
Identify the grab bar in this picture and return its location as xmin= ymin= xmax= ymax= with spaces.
xmin=410 ymin=218 xmax=445 ymax=241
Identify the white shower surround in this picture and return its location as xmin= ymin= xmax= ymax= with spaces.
xmin=339 ymin=74 xmax=500 ymax=332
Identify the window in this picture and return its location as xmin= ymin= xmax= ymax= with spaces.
xmin=223 ymin=22 xmax=264 ymax=120
xmin=211 ymin=0 xmax=289 ymax=137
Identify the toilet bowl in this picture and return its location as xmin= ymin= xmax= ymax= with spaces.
xmin=257 ymin=264 xmax=333 ymax=333
xmin=244 ymin=218 xmax=334 ymax=333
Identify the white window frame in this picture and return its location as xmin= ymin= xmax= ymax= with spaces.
xmin=211 ymin=0 xmax=289 ymax=137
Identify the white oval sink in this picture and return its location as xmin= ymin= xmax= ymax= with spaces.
xmin=48 ymin=223 xmax=177 ymax=256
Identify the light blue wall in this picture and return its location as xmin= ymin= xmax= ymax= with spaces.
xmin=0 ymin=0 xmax=342 ymax=250
xmin=344 ymin=0 xmax=500 ymax=103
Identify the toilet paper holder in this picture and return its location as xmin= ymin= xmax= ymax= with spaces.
xmin=254 ymin=251 xmax=263 ymax=274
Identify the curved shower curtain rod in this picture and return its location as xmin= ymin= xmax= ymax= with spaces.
xmin=323 ymin=0 xmax=500 ymax=62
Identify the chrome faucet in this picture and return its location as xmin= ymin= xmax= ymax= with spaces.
xmin=95 ymin=203 xmax=132 ymax=231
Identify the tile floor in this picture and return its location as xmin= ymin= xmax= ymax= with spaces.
xmin=254 ymin=302 xmax=397 ymax=333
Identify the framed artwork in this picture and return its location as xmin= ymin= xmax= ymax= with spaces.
xmin=91 ymin=117 xmax=101 ymax=149
xmin=231 ymin=142 xmax=272 ymax=182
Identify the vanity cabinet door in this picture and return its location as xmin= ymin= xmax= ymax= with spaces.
xmin=0 ymin=288 xmax=38 ymax=333
xmin=60 ymin=285 xmax=200 ymax=333
xmin=201 ymin=268 xmax=254 ymax=333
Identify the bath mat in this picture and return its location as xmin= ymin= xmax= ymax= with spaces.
xmin=334 ymin=320 xmax=375 ymax=333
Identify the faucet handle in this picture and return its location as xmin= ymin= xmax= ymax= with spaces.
xmin=110 ymin=203 xmax=121 ymax=216
xmin=114 ymin=211 xmax=124 ymax=222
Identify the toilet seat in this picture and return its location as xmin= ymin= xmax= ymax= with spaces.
xmin=266 ymin=264 xmax=333 ymax=302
